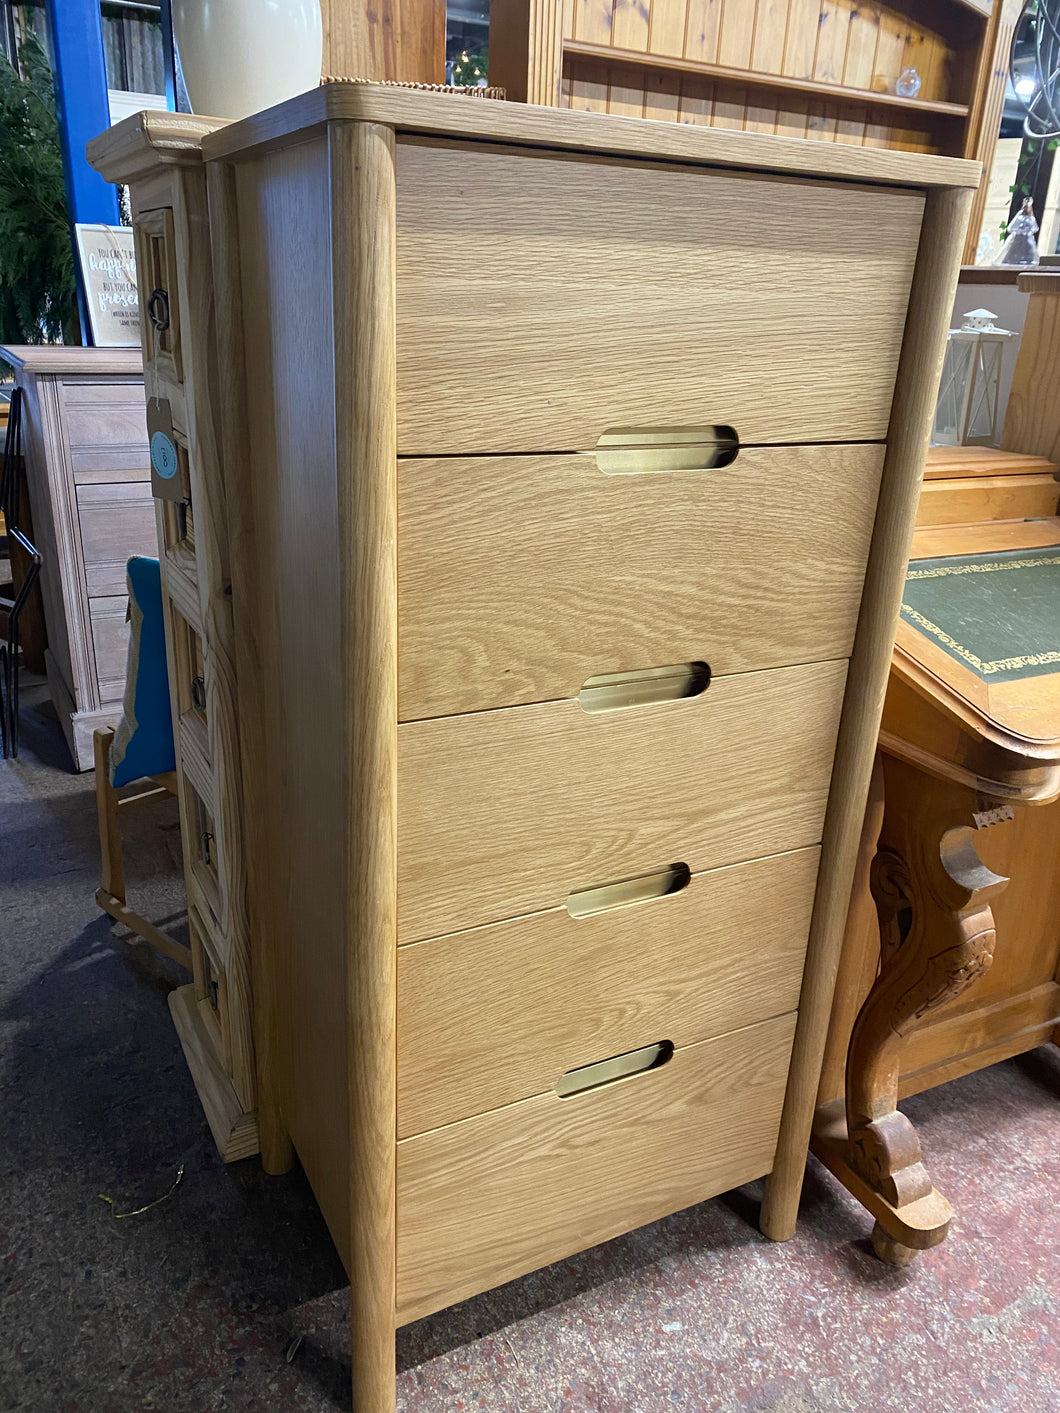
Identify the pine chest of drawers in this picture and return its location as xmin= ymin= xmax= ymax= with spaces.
xmin=89 ymin=87 xmax=978 ymax=1411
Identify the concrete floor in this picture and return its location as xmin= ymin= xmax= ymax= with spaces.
xmin=2 ymin=682 xmax=1060 ymax=1413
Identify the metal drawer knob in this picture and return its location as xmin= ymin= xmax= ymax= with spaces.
xmin=147 ymin=287 xmax=170 ymax=334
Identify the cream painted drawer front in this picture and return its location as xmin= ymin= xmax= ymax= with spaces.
xmin=397 ymin=658 xmax=846 ymax=942
xmin=395 ymin=138 xmax=923 ymax=453
xmin=76 ymin=482 xmax=158 ymax=596
xmin=62 ymin=385 xmax=150 ymax=481
xmin=396 ymin=1010 xmax=797 ymax=1323
xmin=398 ymin=444 xmax=884 ymax=720
xmin=89 ymin=595 xmax=131 ymax=702
xmin=398 ymin=845 xmax=817 ymax=1137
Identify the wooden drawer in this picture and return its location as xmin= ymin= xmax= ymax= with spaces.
xmin=397 ymin=657 xmax=845 ymax=943
xmin=398 ymin=443 xmax=883 ymax=720
xmin=89 ymin=595 xmax=131 ymax=703
xmin=182 ymin=773 xmax=222 ymax=921
xmin=169 ymin=603 xmax=209 ymax=744
xmin=160 ymin=430 xmax=195 ymax=570
xmin=133 ymin=208 xmax=183 ymax=384
xmin=398 ymin=845 xmax=817 ymax=1137
xmin=396 ymin=1009 xmax=797 ymax=1323
xmin=395 ymin=138 xmax=923 ymax=453
xmin=76 ymin=483 xmax=158 ymax=597
xmin=63 ymin=383 xmax=150 ymax=482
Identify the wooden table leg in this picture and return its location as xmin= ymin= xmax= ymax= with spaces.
xmin=812 ymin=756 xmax=1008 ymax=1263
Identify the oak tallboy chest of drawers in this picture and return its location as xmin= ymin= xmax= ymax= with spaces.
xmin=89 ymin=88 xmax=978 ymax=1411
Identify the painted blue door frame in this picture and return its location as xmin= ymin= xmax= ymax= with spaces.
xmin=45 ymin=0 xmax=121 ymax=341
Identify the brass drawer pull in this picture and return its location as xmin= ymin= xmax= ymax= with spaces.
xmin=566 ymin=862 xmax=691 ymax=918
xmin=147 ymin=287 xmax=171 ymax=334
xmin=557 ymin=1040 xmax=674 ymax=1097
xmin=578 ymin=661 xmax=710 ymax=712
xmin=592 ymin=425 xmax=738 ymax=474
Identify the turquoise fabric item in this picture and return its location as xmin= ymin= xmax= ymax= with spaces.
xmin=109 ymin=556 xmax=176 ymax=787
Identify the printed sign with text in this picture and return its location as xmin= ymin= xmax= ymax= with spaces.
xmin=74 ymin=223 xmax=141 ymax=347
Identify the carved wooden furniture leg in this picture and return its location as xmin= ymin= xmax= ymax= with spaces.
xmin=813 ymin=756 xmax=1007 ymax=1264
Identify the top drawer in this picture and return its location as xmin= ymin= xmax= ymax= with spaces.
xmin=395 ymin=138 xmax=924 ymax=454
xmin=133 ymin=208 xmax=183 ymax=385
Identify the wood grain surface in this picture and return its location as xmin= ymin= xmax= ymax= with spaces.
xmin=398 ymin=444 xmax=882 ymax=719
xmin=915 ymin=473 xmax=1060 ymax=526
xmin=232 ymin=135 xmax=350 ymax=1225
xmin=398 ymin=845 xmax=818 ymax=1136
xmin=333 ymin=122 xmax=400 ymax=1413
xmin=194 ymin=83 xmax=981 ymax=190
xmin=397 ymin=659 xmax=847 ymax=942
xmin=396 ymin=1010 xmax=797 ymax=1323
xmin=394 ymin=138 xmax=924 ymax=452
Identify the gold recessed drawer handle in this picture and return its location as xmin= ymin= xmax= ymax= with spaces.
xmin=591 ymin=425 xmax=739 ymax=474
xmin=566 ymin=862 xmax=691 ymax=919
xmin=557 ymin=1040 xmax=674 ymax=1098
xmin=578 ymin=661 xmax=710 ymax=712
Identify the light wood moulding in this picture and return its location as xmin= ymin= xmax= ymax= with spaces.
xmin=397 ymin=658 xmax=847 ymax=943
xmin=398 ymin=846 xmax=819 ymax=1136
xmin=396 ymin=1011 xmax=798 ymax=1324
xmin=398 ymin=444 xmax=884 ymax=719
xmin=197 ymin=84 xmax=981 ymax=190
xmin=394 ymin=138 xmax=925 ymax=451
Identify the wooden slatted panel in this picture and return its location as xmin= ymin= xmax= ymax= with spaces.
xmin=784 ymin=0 xmax=821 ymax=78
xmin=642 ymin=67 xmax=681 ymax=121
xmin=611 ymin=0 xmax=650 ymax=53
xmin=648 ymin=0 xmax=688 ymax=58
xmin=553 ymin=0 xmax=964 ymax=154
xmin=683 ymin=0 xmax=723 ymax=64
xmin=717 ymin=0 xmax=756 ymax=70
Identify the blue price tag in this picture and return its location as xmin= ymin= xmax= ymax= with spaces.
xmin=151 ymin=430 xmax=178 ymax=480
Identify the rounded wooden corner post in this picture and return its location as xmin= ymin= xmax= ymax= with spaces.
xmin=759 ymin=182 xmax=976 ymax=1244
xmin=331 ymin=121 xmax=399 ymax=1413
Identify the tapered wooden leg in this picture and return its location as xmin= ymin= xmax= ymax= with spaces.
xmin=761 ymin=184 xmax=974 ymax=1243
xmin=95 ymin=728 xmax=125 ymax=903
xmin=812 ymin=756 xmax=1007 ymax=1258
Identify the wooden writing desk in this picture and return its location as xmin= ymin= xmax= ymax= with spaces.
xmin=816 ymin=445 xmax=1060 ymax=1264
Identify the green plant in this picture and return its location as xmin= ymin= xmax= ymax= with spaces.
xmin=0 ymin=29 xmax=79 ymax=350
xmin=451 ymin=49 xmax=488 ymax=88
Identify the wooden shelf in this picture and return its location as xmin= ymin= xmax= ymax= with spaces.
xmin=562 ymin=40 xmax=971 ymax=120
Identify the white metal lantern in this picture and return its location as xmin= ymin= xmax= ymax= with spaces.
xmin=931 ymin=308 xmax=1015 ymax=447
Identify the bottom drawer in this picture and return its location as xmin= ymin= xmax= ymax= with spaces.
xmin=396 ymin=1009 xmax=797 ymax=1323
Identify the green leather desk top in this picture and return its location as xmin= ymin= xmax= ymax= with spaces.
xmin=900 ymin=547 xmax=1060 ymax=684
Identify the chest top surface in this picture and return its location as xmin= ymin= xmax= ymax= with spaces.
xmin=88 ymin=83 xmax=981 ymax=193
